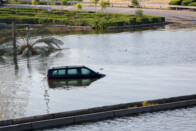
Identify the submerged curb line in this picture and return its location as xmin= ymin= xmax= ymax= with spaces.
xmin=1 ymin=94 xmax=196 ymax=130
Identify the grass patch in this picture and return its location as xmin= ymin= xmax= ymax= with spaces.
xmin=0 ymin=7 xmax=165 ymax=29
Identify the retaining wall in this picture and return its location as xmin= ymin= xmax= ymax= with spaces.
xmin=1 ymin=94 xmax=196 ymax=131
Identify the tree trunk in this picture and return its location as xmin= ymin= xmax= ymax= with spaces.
xmin=12 ymin=22 xmax=16 ymax=56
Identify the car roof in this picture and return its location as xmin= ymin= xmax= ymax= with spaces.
xmin=51 ymin=65 xmax=86 ymax=70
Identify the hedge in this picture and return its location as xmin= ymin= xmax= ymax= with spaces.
xmin=169 ymin=0 xmax=196 ymax=5
xmin=0 ymin=7 xmax=165 ymax=29
xmin=188 ymin=2 xmax=196 ymax=6
xmin=169 ymin=0 xmax=182 ymax=5
xmin=181 ymin=0 xmax=192 ymax=5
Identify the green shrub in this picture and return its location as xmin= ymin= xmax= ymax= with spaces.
xmin=169 ymin=0 xmax=182 ymax=5
xmin=181 ymin=0 xmax=192 ymax=5
xmin=148 ymin=17 xmax=159 ymax=23
xmin=129 ymin=18 xmax=136 ymax=25
xmin=32 ymin=0 xmax=40 ymax=5
xmin=135 ymin=9 xmax=143 ymax=17
xmin=76 ymin=3 xmax=82 ymax=11
xmin=136 ymin=17 xmax=150 ymax=24
xmin=188 ymin=2 xmax=196 ymax=6
xmin=131 ymin=0 xmax=139 ymax=7
xmin=158 ymin=17 xmax=165 ymax=22
xmin=0 ymin=7 xmax=165 ymax=29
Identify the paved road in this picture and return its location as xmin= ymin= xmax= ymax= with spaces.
xmin=4 ymin=4 xmax=196 ymax=24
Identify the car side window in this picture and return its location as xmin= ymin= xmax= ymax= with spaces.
xmin=58 ymin=69 xmax=66 ymax=75
xmin=81 ymin=68 xmax=91 ymax=75
xmin=67 ymin=69 xmax=78 ymax=75
xmin=52 ymin=69 xmax=66 ymax=76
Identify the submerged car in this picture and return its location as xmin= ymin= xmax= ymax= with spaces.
xmin=47 ymin=66 xmax=105 ymax=80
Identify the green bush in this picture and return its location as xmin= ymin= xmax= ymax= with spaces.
xmin=181 ymin=0 xmax=196 ymax=5
xmin=135 ymin=9 xmax=143 ymax=17
xmin=188 ymin=2 xmax=196 ymax=6
xmin=148 ymin=17 xmax=159 ymax=23
xmin=131 ymin=0 xmax=139 ymax=7
xmin=0 ymin=7 xmax=165 ymax=29
xmin=169 ymin=0 xmax=182 ymax=5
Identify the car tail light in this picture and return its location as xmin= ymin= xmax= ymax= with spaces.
xmin=47 ymin=76 xmax=49 ymax=81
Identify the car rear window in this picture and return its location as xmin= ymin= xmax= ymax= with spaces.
xmin=67 ymin=69 xmax=78 ymax=75
xmin=52 ymin=69 xmax=66 ymax=76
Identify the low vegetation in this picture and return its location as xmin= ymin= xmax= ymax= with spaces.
xmin=169 ymin=0 xmax=196 ymax=6
xmin=0 ymin=7 xmax=165 ymax=29
xmin=76 ymin=3 xmax=82 ymax=11
xmin=135 ymin=9 xmax=143 ymax=17
xmin=127 ymin=101 xmax=158 ymax=109
xmin=131 ymin=0 xmax=139 ymax=7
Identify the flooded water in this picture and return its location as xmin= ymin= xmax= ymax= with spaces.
xmin=46 ymin=106 xmax=196 ymax=131
xmin=0 ymin=25 xmax=196 ymax=121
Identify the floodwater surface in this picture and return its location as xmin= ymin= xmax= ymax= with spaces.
xmin=0 ymin=25 xmax=196 ymax=120
xmin=45 ymin=106 xmax=196 ymax=131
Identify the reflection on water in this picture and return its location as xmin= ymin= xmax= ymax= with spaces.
xmin=0 ymin=24 xmax=196 ymax=120
xmin=48 ymin=78 xmax=101 ymax=89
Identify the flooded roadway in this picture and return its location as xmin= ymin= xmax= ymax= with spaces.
xmin=0 ymin=25 xmax=196 ymax=122
xmin=46 ymin=106 xmax=196 ymax=131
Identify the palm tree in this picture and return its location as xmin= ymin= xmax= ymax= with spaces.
xmin=0 ymin=26 xmax=63 ymax=57
xmin=16 ymin=27 xmax=63 ymax=56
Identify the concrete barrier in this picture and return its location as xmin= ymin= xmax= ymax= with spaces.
xmin=32 ymin=117 xmax=74 ymax=130
xmin=0 ymin=119 xmax=13 ymax=127
xmin=1 ymin=94 xmax=196 ymax=131
xmin=0 ymin=123 xmax=32 ymax=131
xmin=74 ymin=111 xmax=114 ymax=124
xmin=13 ymin=114 xmax=54 ymax=125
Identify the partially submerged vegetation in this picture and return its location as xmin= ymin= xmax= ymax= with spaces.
xmin=127 ymin=101 xmax=158 ymax=109
xmin=0 ymin=7 xmax=165 ymax=29
xmin=0 ymin=27 xmax=63 ymax=57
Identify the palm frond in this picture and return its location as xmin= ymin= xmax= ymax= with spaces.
xmin=32 ymin=37 xmax=63 ymax=49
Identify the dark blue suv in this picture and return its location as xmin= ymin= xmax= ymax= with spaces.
xmin=47 ymin=66 xmax=105 ymax=80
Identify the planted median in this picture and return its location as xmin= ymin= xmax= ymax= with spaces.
xmin=0 ymin=7 xmax=165 ymax=29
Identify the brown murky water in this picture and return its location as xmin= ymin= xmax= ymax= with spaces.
xmin=0 ymin=25 xmax=196 ymax=121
